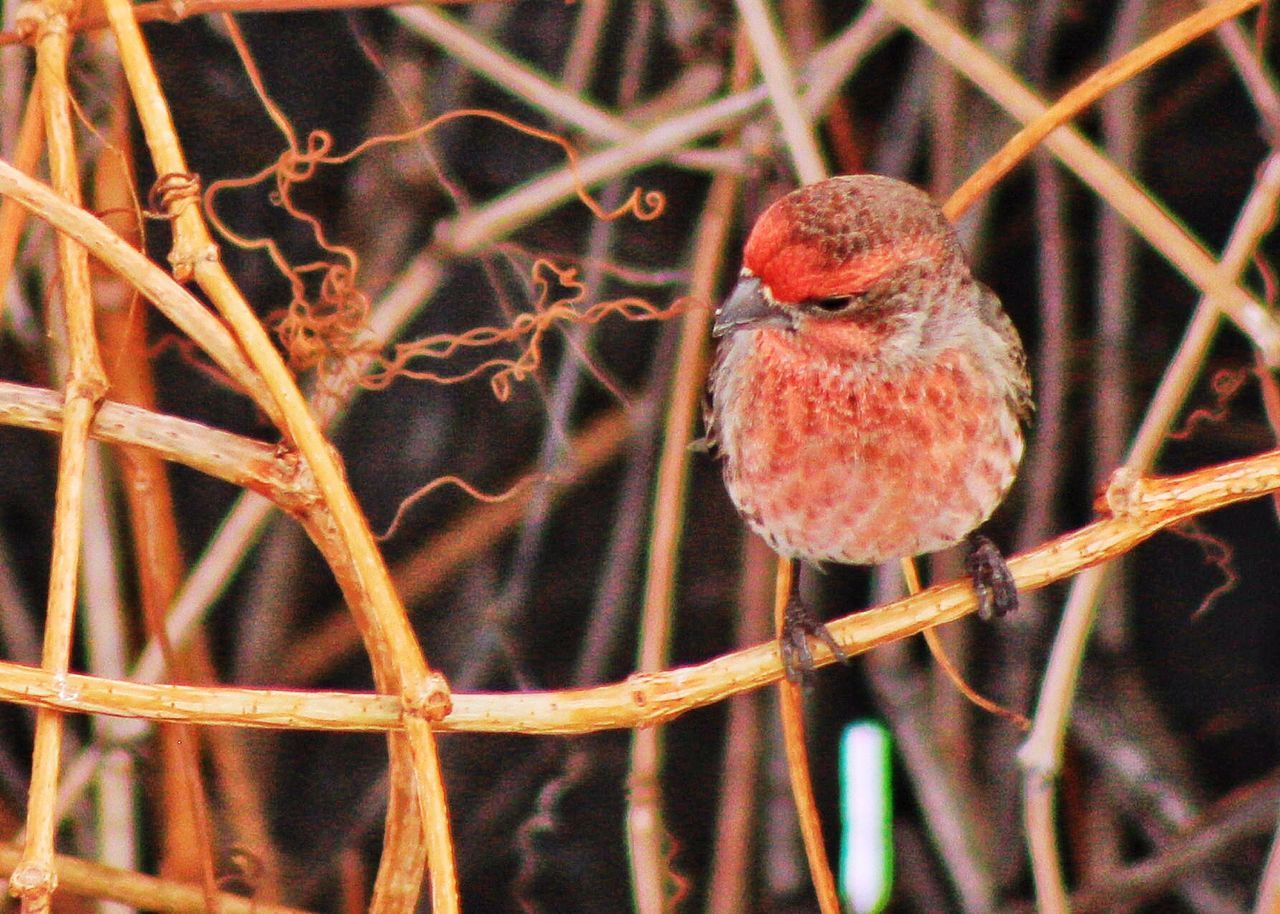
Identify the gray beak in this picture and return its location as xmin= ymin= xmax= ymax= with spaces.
xmin=712 ymin=275 xmax=791 ymax=337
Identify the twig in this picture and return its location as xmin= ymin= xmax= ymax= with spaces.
xmin=0 ymin=0 xmax=492 ymax=45
xmin=437 ymin=87 xmax=767 ymax=256
xmin=800 ymin=5 xmax=896 ymax=116
xmin=1019 ymin=149 xmax=1280 ymax=912
xmin=561 ymin=0 xmax=608 ymax=94
xmin=626 ymin=125 xmax=738 ymax=914
xmin=1090 ymin=0 xmax=1148 ymax=653
xmin=492 ymin=5 xmax=658 ymax=694
xmin=1070 ymin=774 xmax=1280 ymax=913
xmin=736 ymin=0 xmax=826 ymax=183
xmin=1256 ymin=800 xmax=1280 ymax=913
xmin=0 ymin=381 xmax=317 ymax=510
xmin=944 ymin=0 xmax=1261 ymax=218
xmin=0 ymin=159 xmax=279 ymax=420
xmin=435 ymin=10 xmax=894 ymax=257
xmin=866 ymin=640 xmax=998 ymax=912
xmin=128 ymin=252 xmax=445 ymax=689
xmin=98 ymin=5 xmax=458 ymax=906
xmin=4 ymin=441 xmax=1280 ymax=735
xmin=773 ymin=562 xmax=843 ymax=914
xmin=0 ymin=84 xmax=42 ymax=320
xmin=92 ymin=99 xmax=226 ymax=901
xmin=11 ymin=2 xmax=109 ymax=907
xmin=79 ymin=447 xmax=139 ymax=914
xmin=705 ymin=534 xmax=773 ymax=914
xmin=1075 ymin=665 xmax=1246 ymax=909
xmin=393 ymin=5 xmax=730 ymax=174
xmin=877 ymin=0 xmax=1280 ymax=360
xmin=1208 ymin=9 xmax=1280 ymax=140
xmin=0 ymin=843 xmax=314 ymax=914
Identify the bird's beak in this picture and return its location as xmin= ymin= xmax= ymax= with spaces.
xmin=712 ymin=275 xmax=792 ymax=337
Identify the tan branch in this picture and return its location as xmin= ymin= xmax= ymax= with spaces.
xmin=0 ymin=447 xmax=1273 ymax=737
xmin=0 ymin=843 xmax=313 ymax=914
xmin=0 ymin=160 xmax=279 ymax=420
xmin=100 ymin=1 xmax=456 ymax=905
xmin=13 ymin=1 xmax=110 ymax=907
xmin=0 ymin=380 xmax=317 ymax=514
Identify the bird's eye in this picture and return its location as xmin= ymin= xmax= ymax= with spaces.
xmin=808 ymin=295 xmax=856 ymax=312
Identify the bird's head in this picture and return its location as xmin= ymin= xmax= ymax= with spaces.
xmin=713 ymin=175 xmax=971 ymax=352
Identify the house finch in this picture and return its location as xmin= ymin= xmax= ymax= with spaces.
xmin=706 ymin=175 xmax=1032 ymax=679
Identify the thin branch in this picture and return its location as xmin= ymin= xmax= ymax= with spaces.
xmin=0 ymin=843 xmax=314 ymax=914
xmin=1 ymin=442 xmax=1280 ymax=737
xmin=1018 ymin=149 xmax=1280 ymax=901
xmin=0 ymin=381 xmax=317 ymax=511
xmin=12 ymin=1 xmax=109 ymax=905
xmin=736 ymin=0 xmax=826 ymax=183
xmin=626 ymin=121 xmax=739 ymax=914
xmin=877 ymin=0 xmax=1280 ymax=360
xmin=0 ymin=159 xmax=279 ymax=420
xmin=102 ymin=5 xmax=457 ymax=905
xmin=773 ymin=561 xmax=843 ymax=914
xmin=393 ymin=5 xmax=730 ymax=174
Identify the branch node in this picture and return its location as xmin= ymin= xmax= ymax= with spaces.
xmin=1102 ymin=465 xmax=1146 ymax=517
xmin=13 ymin=1 xmax=52 ymax=40
xmin=9 ymin=860 xmax=56 ymax=910
xmin=160 ymin=0 xmax=189 ymax=22
xmin=167 ymin=241 xmax=219 ymax=283
xmin=402 ymin=673 xmax=453 ymax=723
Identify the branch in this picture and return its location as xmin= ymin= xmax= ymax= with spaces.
xmin=0 ymin=446 xmax=1277 ymax=736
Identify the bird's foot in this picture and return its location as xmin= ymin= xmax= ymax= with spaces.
xmin=781 ymin=595 xmax=851 ymax=685
xmin=965 ymin=534 xmax=1018 ymax=620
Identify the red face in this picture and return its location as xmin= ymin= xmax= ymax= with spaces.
xmin=741 ymin=175 xmax=963 ymax=304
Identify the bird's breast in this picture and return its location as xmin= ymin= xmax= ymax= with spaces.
xmin=711 ymin=327 xmax=1023 ymax=564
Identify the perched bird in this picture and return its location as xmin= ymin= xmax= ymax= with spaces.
xmin=705 ymin=175 xmax=1033 ymax=680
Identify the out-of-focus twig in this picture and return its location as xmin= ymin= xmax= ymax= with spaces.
xmin=1208 ymin=8 xmax=1280 ymax=139
xmin=705 ymin=534 xmax=773 ymax=914
xmin=878 ymin=0 xmax=1280 ymax=360
xmin=437 ymin=8 xmax=894 ymax=257
xmin=736 ymin=0 xmax=825 ymax=183
xmin=1019 ymin=149 xmax=1280 ymax=913
xmin=1069 ymin=773 xmax=1280 ymax=914
xmin=866 ymin=640 xmax=998 ymax=912
xmin=394 ymin=5 xmax=735 ymax=174
xmin=626 ymin=128 xmax=739 ymax=914
xmin=279 ymin=406 xmax=635 ymax=685
xmin=1090 ymin=0 xmax=1148 ymax=653
xmin=1256 ymin=802 xmax=1280 ymax=914
xmin=0 ymin=84 xmax=42 ymax=320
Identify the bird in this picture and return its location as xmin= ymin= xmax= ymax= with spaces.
xmin=704 ymin=175 xmax=1033 ymax=681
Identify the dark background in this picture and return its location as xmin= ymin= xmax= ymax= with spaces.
xmin=0 ymin=1 xmax=1278 ymax=912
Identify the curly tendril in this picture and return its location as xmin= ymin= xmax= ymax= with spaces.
xmin=362 ymin=259 xmax=689 ymax=400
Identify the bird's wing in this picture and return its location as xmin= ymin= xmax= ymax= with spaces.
xmin=977 ymin=282 xmax=1034 ymax=425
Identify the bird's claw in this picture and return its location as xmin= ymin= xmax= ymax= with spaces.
xmin=781 ymin=596 xmax=850 ymax=685
xmin=965 ymin=533 xmax=1018 ymax=620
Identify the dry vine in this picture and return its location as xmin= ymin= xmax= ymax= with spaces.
xmin=0 ymin=2 xmax=1278 ymax=914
